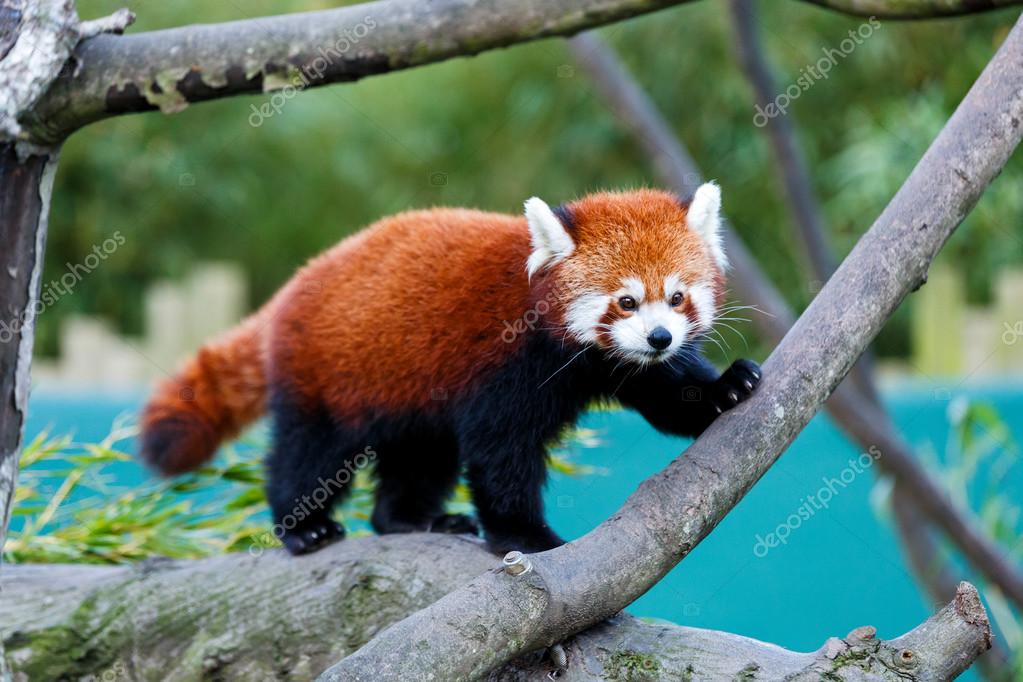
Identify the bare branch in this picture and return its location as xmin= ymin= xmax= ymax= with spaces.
xmin=18 ymin=0 xmax=1023 ymax=144
xmin=892 ymin=490 xmax=1015 ymax=678
xmin=800 ymin=0 xmax=1023 ymax=19
xmin=19 ymin=0 xmax=706 ymax=144
xmin=77 ymin=7 xmax=135 ymax=40
xmin=571 ymin=28 xmax=1023 ymax=614
xmin=724 ymin=7 xmax=1022 ymax=668
xmin=730 ymin=0 xmax=836 ymax=279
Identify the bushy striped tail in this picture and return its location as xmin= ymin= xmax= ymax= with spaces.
xmin=139 ymin=307 xmax=272 ymax=475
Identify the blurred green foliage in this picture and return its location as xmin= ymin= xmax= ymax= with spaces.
xmin=5 ymin=418 xmax=596 ymax=564
xmin=41 ymin=0 xmax=1023 ymax=363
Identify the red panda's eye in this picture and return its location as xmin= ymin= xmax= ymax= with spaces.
xmin=670 ymin=292 xmax=684 ymax=307
xmin=618 ymin=296 xmax=637 ymax=311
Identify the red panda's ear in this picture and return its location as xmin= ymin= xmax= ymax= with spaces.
xmin=524 ymin=197 xmax=575 ymax=279
xmin=687 ymin=182 xmax=728 ymax=270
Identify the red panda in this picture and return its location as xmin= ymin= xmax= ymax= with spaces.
xmin=140 ymin=184 xmax=760 ymax=555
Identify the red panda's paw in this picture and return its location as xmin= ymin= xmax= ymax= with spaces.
xmin=709 ymin=359 xmax=762 ymax=414
xmin=428 ymin=513 xmax=480 ymax=536
xmin=281 ymin=516 xmax=346 ymax=556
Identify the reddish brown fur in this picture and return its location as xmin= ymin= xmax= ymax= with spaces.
xmin=140 ymin=189 xmax=723 ymax=473
xmin=270 ymin=208 xmax=535 ymax=420
xmin=140 ymin=306 xmax=274 ymax=474
xmin=553 ymin=189 xmax=723 ymax=332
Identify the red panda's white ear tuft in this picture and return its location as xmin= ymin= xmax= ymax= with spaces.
xmin=687 ymin=181 xmax=727 ymax=270
xmin=524 ymin=197 xmax=574 ymax=279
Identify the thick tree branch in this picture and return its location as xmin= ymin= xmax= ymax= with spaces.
xmin=19 ymin=0 xmax=706 ymax=144
xmin=727 ymin=0 xmax=1020 ymax=655
xmin=323 ymin=16 xmax=1023 ymax=679
xmin=727 ymin=1 xmax=1017 ymax=674
xmin=570 ymin=28 xmax=1023 ymax=613
xmin=0 ymin=536 xmax=994 ymax=681
xmin=17 ymin=0 xmax=1023 ymax=144
xmin=0 ymin=0 xmax=74 ymax=567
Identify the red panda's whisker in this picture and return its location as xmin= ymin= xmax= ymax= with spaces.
xmin=698 ymin=332 xmax=729 ymax=357
xmin=537 ymin=347 xmax=590 ymax=389
xmin=708 ymin=323 xmax=748 ymax=351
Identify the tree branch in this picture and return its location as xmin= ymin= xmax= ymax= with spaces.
xmin=730 ymin=0 xmax=836 ymax=280
xmin=569 ymin=28 xmax=1023 ymax=613
xmin=726 ymin=1 xmax=1017 ymax=674
xmin=726 ymin=0 xmax=1021 ymax=659
xmin=0 ymin=0 xmax=79 ymax=139
xmin=0 ymin=0 xmax=72 ymax=571
xmin=892 ymin=489 xmax=1015 ymax=678
xmin=801 ymin=0 xmax=1023 ymax=19
xmin=17 ymin=0 xmax=1023 ymax=144
xmin=19 ymin=0 xmax=706 ymax=144
xmin=0 ymin=537 xmax=993 ymax=681
xmin=321 ymin=16 xmax=1023 ymax=679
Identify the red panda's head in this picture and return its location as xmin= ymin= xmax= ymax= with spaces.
xmin=525 ymin=185 xmax=727 ymax=365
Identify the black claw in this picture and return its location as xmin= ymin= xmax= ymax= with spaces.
xmin=281 ymin=517 xmax=345 ymax=556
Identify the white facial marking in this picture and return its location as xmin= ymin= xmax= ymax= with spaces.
xmin=524 ymin=197 xmax=574 ymax=279
xmin=565 ymin=292 xmax=611 ymax=344
xmin=688 ymin=282 xmax=716 ymax=331
xmin=663 ymin=274 xmax=684 ymax=300
xmin=617 ymin=277 xmax=645 ymax=303
xmin=687 ymin=181 xmax=728 ymax=270
xmin=567 ymin=275 xmax=719 ymax=366
xmin=606 ymin=276 xmax=690 ymax=365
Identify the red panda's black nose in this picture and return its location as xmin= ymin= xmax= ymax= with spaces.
xmin=647 ymin=326 xmax=672 ymax=351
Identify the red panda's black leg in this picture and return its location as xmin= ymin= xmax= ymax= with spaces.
xmin=616 ymin=356 xmax=762 ymax=437
xmin=370 ymin=435 xmax=477 ymax=536
xmin=461 ymin=436 xmax=564 ymax=555
xmin=265 ymin=392 xmax=357 ymax=555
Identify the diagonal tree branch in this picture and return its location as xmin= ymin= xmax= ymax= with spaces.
xmin=725 ymin=2 xmax=1017 ymax=673
xmin=322 ymin=15 xmax=1023 ymax=679
xmin=569 ymin=26 xmax=1023 ymax=613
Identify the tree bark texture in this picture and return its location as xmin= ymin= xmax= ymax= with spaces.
xmin=0 ymin=535 xmax=994 ymax=681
